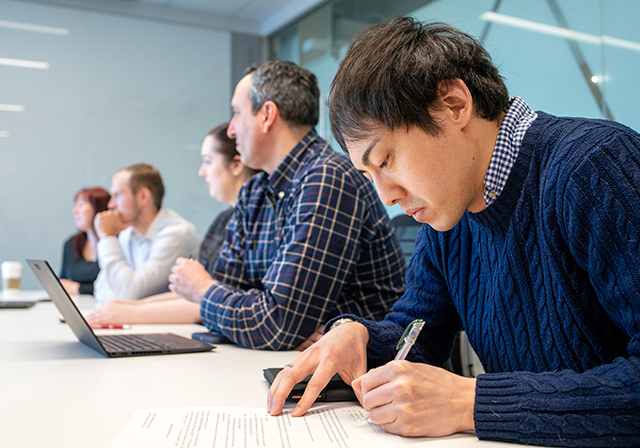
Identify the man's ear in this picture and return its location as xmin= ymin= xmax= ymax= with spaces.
xmin=438 ymin=78 xmax=473 ymax=128
xmin=229 ymin=155 xmax=245 ymax=177
xmin=136 ymin=186 xmax=152 ymax=207
xmin=261 ymin=100 xmax=279 ymax=133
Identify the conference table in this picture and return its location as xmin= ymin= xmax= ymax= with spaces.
xmin=0 ymin=291 xmax=517 ymax=448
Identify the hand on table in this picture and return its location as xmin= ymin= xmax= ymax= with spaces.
xmin=267 ymin=321 xmax=369 ymax=417
xmin=94 ymin=210 xmax=128 ymax=239
xmin=352 ymin=361 xmax=476 ymax=437
xmin=85 ymin=300 xmax=140 ymax=325
xmin=168 ymin=257 xmax=216 ymax=303
xmin=60 ymin=279 xmax=80 ymax=295
xmin=294 ymin=327 xmax=324 ymax=351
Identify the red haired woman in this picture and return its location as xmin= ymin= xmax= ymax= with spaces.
xmin=60 ymin=187 xmax=110 ymax=295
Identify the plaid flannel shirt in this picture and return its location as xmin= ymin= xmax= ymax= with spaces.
xmin=200 ymin=130 xmax=406 ymax=350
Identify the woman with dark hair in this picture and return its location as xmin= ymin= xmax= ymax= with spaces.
xmin=60 ymin=187 xmax=111 ymax=295
xmin=86 ymin=123 xmax=260 ymax=323
xmin=196 ymin=123 xmax=261 ymax=272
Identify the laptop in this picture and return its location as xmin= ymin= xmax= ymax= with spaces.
xmin=27 ymin=260 xmax=214 ymax=358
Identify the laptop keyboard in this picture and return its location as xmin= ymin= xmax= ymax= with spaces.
xmin=100 ymin=334 xmax=172 ymax=352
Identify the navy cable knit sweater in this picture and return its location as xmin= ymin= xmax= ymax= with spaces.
xmin=342 ymin=112 xmax=640 ymax=446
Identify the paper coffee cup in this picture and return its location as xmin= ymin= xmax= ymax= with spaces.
xmin=2 ymin=261 xmax=22 ymax=296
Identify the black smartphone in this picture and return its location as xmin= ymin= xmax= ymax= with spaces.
xmin=263 ymin=367 xmax=357 ymax=402
xmin=191 ymin=331 xmax=232 ymax=345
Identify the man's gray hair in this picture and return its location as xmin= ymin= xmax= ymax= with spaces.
xmin=244 ymin=61 xmax=319 ymax=128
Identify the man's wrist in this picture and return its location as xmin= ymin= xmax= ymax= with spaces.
xmin=197 ymin=279 xmax=218 ymax=301
xmin=130 ymin=304 xmax=145 ymax=324
xmin=97 ymin=231 xmax=117 ymax=240
xmin=459 ymin=377 xmax=477 ymax=432
xmin=329 ymin=317 xmax=356 ymax=331
xmin=327 ymin=317 xmax=370 ymax=350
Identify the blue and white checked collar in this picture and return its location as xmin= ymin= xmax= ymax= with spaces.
xmin=483 ymin=96 xmax=537 ymax=207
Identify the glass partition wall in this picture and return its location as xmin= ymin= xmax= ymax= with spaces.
xmin=269 ymin=0 xmax=640 ymax=217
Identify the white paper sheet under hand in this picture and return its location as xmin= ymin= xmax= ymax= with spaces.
xmin=111 ymin=403 xmax=404 ymax=448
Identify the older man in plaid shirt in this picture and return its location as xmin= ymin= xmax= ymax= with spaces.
xmin=169 ymin=61 xmax=406 ymax=351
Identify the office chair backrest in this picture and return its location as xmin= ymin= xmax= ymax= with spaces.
xmin=390 ymin=214 xmax=422 ymax=265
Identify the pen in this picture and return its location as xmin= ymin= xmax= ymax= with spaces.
xmin=394 ymin=319 xmax=425 ymax=361
xmin=91 ymin=324 xmax=131 ymax=329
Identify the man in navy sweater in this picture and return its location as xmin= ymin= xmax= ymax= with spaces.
xmin=267 ymin=17 xmax=640 ymax=447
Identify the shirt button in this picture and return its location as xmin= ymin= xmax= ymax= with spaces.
xmin=488 ymin=190 xmax=496 ymax=199
xmin=278 ymin=191 xmax=285 ymax=199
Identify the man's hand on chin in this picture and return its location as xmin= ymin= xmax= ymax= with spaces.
xmin=94 ymin=211 xmax=127 ymax=239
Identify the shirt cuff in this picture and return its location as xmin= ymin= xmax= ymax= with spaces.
xmin=97 ymin=236 xmax=122 ymax=261
xmin=202 ymin=281 xmax=234 ymax=303
xmin=473 ymin=372 xmax=527 ymax=444
xmin=200 ymin=281 xmax=239 ymax=329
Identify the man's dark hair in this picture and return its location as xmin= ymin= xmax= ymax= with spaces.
xmin=244 ymin=61 xmax=320 ymax=128
xmin=122 ymin=163 xmax=165 ymax=210
xmin=330 ymin=17 xmax=510 ymax=152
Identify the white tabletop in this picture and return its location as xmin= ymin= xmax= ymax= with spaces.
xmin=0 ymin=292 xmax=512 ymax=448
xmin=0 ymin=293 xmax=297 ymax=447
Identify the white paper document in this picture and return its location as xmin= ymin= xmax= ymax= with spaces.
xmin=112 ymin=403 xmax=407 ymax=448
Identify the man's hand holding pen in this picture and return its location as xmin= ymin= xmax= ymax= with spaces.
xmin=352 ymin=360 xmax=476 ymax=436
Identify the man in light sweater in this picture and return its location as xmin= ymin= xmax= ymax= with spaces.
xmin=267 ymin=18 xmax=640 ymax=447
xmin=93 ymin=163 xmax=200 ymax=303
